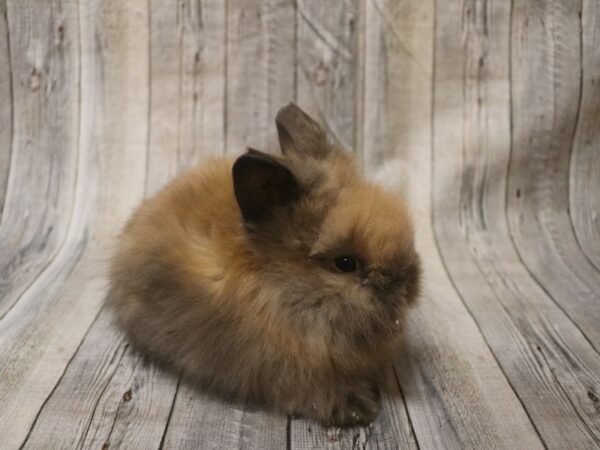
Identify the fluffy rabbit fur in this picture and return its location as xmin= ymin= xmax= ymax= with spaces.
xmin=108 ymin=103 xmax=420 ymax=426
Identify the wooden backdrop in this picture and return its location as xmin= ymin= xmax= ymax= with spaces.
xmin=0 ymin=0 xmax=599 ymax=448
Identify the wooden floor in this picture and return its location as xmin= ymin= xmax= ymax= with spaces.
xmin=0 ymin=0 xmax=599 ymax=448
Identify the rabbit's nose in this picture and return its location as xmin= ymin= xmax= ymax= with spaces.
xmin=368 ymin=271 xmax=386 ymax=283
xmin=366 ymin=271 xmax=390 ymax=290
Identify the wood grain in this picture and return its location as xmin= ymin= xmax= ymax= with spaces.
xmin=1 ymin=0 xmax=599 ymax=448
xmin=507 ymin=0 xmax=600 ymax=351
xmin=147 ymin=0 xmax=226 ymax=195
xmin=23 ymin=2 xmax=231 ymax=449
xmin=0 ymin=0 xmax=80 ymax=319
xmin=289 ymin=2 xmax=415 ymax=448
xmin=226 ymin=0 xmax=296 ymax=153
xmin=569 ymin=0 xmax=600 ymax=271
xmin=432 ymin=0 xmax=600 ymax=447
xmin=363 ymin=1 xmax=543 ymax=448
xmin=21 ymin=309 xmax=178 ymax=449
xmin=0 ymin=0 xmax=12 ymax=218
xmin=0 ymin=0 xmax=149 ymax=447
xmin=163 ymin=382 xmax=288 ymax=450
xmin=156 ymin=1 xmax=291 ymax=448
xmin=362 ymin=0 xmax=431 ymax=174
xmin=297 ymin=0 xmax=357 ymax=149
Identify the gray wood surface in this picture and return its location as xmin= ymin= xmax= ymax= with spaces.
xmin=1 ymin=0 xmax=599 ymax=449
xmin=0 ymin=0 xmax=11 ymax=218
xmin=570 ymin=0 xmax=600 ymax=272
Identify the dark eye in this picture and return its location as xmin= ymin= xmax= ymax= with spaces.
xmin=334 ymin=256 xmax=357 ymax=273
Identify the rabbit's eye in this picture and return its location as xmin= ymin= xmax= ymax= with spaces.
xmin=334 ymin=256 xmax=357 ymax=273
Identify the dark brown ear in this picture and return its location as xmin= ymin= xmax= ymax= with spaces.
xmin=232 ymin=149 xmax=299 ymax=222
xmin=275 ymin=102 xmax=331 ymax=159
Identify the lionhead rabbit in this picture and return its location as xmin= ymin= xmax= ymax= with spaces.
xmin=108 ymin=103 xmax=421 ymax=426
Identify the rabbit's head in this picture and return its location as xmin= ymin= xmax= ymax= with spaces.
xmin=232 ymin=103 xmax=420 ymax=352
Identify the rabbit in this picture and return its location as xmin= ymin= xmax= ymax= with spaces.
xmin=108 ymin=103 xmax=421 ymax=426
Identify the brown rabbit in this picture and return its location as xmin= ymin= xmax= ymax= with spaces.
xmin=108 ymin=103 xmax=420 ymax=426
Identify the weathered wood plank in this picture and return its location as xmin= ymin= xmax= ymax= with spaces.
xmin=158 ymin=1 xmax=292 ymax=448
xmin=225 ymin=0 xmax=296 ymax=153
xmin=22 ymin=309 xmax=178 ymax=450
xmin=0 ymin=0 xmax=598 ymax=448
xmin=147 ymin=0 xmax=226 ymax=195
xmin=362 ymin=0 xmax=431 ymax=174
xmin=21 ymin=2 xmax=230 ymax=448
xmin=100 ymin=1 xmax=230 ymax=446
xmin=0 ymin=0 xmax=80 ymax=319
xmin=507 ymin=0 xmax=600 ymax=351
xmin=163 ymin=383 xmax=287 ymax=450
xmin=569 ymin=0 xmax=600 ymax=270
xmin=296 ymin=0 xmax=357 ymax=149
xmin=361 ymin=1 xmax=543 ymax=448
xmin=0 ymin=0 xmax=12 ymax=218
xmin=432 ymin=0 xmax=600 ymax=447
xmin=0 ymin=0 xmax=150 ymax=447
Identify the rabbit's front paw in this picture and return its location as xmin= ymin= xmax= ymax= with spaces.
xmin=330 ymin=385 xmax=380 ymax=427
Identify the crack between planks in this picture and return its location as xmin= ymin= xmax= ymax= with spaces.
xmin=144 ymin=0 xmax=152 ymax=197
xmin=0 ymin=0 xmax=14 ymax=226
xmin=392 ymin=364 xmax=420 ymax=450
xmin=293 ymin=0 xmax=298 ymax=104
xmin=286 ymin=415 xmax=292 ymax=450
xmin=75 ymin=340 xmax=131 ymax=450
xmin=566 ymin=0 xmax=600 ymax=275
xmin=535 ymin=343 xmax=600 ymax=446
xmin=176 ymin=1 xmax=184 ymax=171
xmin=223 ymin=0 xmax=228 ymax=155
xmin=103 ymin=349 xmax=144 ymax=448
xmin=354 ymin=0 xmax=365 ymax=166
xmin=18 ymin=304 xmax=106 ymax=449
xmin=158 ymin=374 xmax=182 ymax=450
xmin=428 ymin=0 xmax=548 ymax=447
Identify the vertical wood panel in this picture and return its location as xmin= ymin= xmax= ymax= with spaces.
xmin=0 ymin=0 xmax=599 ymax=448
xmin=0 ymin=0 xmax=12 ymax=217
xmin=22 ymin=1 xmax=229 ymax=448
xmin=22 ymin=310 xmax=178 ymax=449
xmin=507 ymin=0 xmax=600 ymax=350
xmin=0 ymin=0 xmax=150 ymax=447
xmin=569 ymin=0 xmax=600 ymax=270
xmin=432 ymin=0 xmax=600 ymax=447
xmin=0 ymin=0 xmax=80 ymax=319
xmin=226 ymin=0 xmax=296 ymax=153
xmin=159 ymin=1 xmax=290 ymax=448
xmin=362 ymin=1 xmax=543 ymax=448
xmin=297 ymin=0 xmax=357 ymax=149
xmin=147 ymin=0 xmax=226 ymax=195
xmin=363 ymin=0 xmax=431 ymax=174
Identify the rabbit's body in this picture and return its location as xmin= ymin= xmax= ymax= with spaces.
xmin=109 ymin=104 xmax=420 ymax=425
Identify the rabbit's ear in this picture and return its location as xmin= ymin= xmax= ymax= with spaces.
xmin=233 ymin=149 xmax=299 ymax=222
xmin=276 ymin=103 xmax=331 ymax=159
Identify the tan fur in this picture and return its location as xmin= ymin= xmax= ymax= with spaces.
xmin=108 ymin=104 xmax=421 ymax=426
